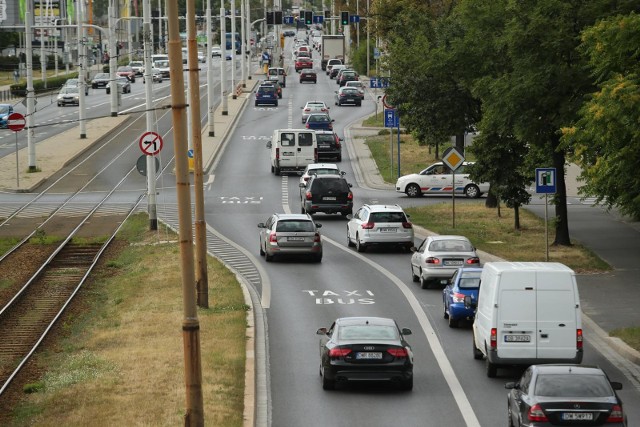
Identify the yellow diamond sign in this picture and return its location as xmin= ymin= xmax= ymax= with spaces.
xmin=442 ymin=147 xmax=465 ymax=171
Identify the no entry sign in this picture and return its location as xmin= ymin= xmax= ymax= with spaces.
xmin=139 ymin=131 xmax=163 ymax=156
xmin=7 ymin=112 xmax=26 ymax=132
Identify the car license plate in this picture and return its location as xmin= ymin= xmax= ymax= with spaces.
xmin=323 ymin=196 xmax=336 ymax=201
xmin=356 ymin=352 xmax=382 ymax=360
xmin=287 ymin=237 xmax=304 ymax=241
xmin=504 ymin=335 xmax=531 ymax=342
xmin=562 ymin=413 xmax=593 ymax=421
xmin=379 ymin=228 xmax=397 ymax=233
xmin=444 ymin=260 xmax=463 ymax=266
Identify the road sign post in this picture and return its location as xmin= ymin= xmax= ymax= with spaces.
xmin=139 ymin=131 xmax=164 ymax=155
xmin=8 ymin=113 xmax=26 ymax=189
xmin=536 ymin=167 xmax=557 ymax=261
xmin=442 ymin=147 xmax=466 ymax=229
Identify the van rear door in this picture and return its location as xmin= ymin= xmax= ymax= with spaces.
xmin=497 ymin=270 xmax=537 ymax=360
xmin=278 ymin=132 xmax=298 ymax=169
xmin=296 ymin=131 xmax=316 ymax=168
xmin=535 ymin=271 xmax=578 ymax=359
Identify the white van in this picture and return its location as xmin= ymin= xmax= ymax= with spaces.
xmin=267 ymin=129 xmax=317 ymax=175
xmin=470 ymin=262 xmax=583 ymax=377
xmin=267 ymin=67 xmax=287 ymax=87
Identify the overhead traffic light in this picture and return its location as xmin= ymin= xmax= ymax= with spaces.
xmin=340 ymin=11 xmax=349 ymax=26
xmin=275 ymin=10 xmax=283 ymax=24
xmin=324 ymin=10 xmax=330 ymax=19
xmin=266 ymin=11 xmax=274 ymax=25
xmin=304 ymin=10 xmax=313 ymax=25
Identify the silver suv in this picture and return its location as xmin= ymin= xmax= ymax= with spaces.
xmin=257 ymin=213 xmax=323 ymax=262
xmin=347 ymin=204 xmax=414 ymax=253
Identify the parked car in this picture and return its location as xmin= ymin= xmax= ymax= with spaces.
xmin=299 ymin=163 xmax=344 ymax=186
xmin=395 ymin=161 xmax=489 ymax=198
xmin=299 ymin=174 xmax=353 ymax=216
xmin=116 ymin=66 xmax=136 ymax=82
xmin=62 ymin=78 xmax=88 ymax=95
xmin=257 ymin=213 xmax=323 ymax=262
xmin=106 ymin=76 xmax=131 ymax=94
xmin=128 ymin=61 xmax=144 ymax=76
xmin=295 ymin=57 xmax=313 ymax=72
xmin=255 ymin=85 xmax=278 ymax=106
xmin=299 ymin=69 xmax=317 ymax=84
xmin=57 ymin=86 xmax=80 ymax=106
xmin=301 ymin=101 xmax=330 ymax=123
xmin=442 ymin=267 xmax=483 ymax=327
xmin=335 ymin=87 xmax=362 ymax=106
xmin=344 ymin=80 xmax=365 ymax=99
xmin=505 ymin=364 xmax=627 ymax=426
xmin=410 ymin=235 xmax=480 ymax=289
xmin=305 ymin=113 xmax=334 ymax=131
xmin=0 ymin=104 xmax=14 ymax=128
xmin=316 ymin=317 xmax=414 ymax=390
xmin=91 ymin=72 xmax=110 ymax=89
xmin=315 ymin=130 xmax=342 ymax=161
xmin=347 ymin=204 xmax=414 ymax=253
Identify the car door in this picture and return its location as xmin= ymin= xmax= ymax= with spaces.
xmin=497 ymin=271 xmax=537 ymax=360
xmin=348 ymin=207 xmax=367 ymax=241
xmin=411 ymin=238 xmax=428 ymax=276
xmin=279 ymin=132 xmax=297 ymax=169
xmin=423 ymin=163 xmax=453 ymax=194
xmin=296 ymin=131 xmax=316 ymax=168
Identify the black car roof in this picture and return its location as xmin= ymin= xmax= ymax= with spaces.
xmin=336 ymin=317 xmax=397 ymax=327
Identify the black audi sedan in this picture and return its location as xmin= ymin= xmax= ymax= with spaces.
xmin=316 ymin=317 xmax=414 ymax=391
xmin=505 ymin=364 xmax=627 ymax=427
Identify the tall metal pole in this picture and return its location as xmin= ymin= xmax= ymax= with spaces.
xmin=220 ymin=6 xmax=228 ymax=115
xmin=143 ymin=0 xmax=158 ymax=230
xmin=245 ymin=0 xmax=251 ymax=80
xmin=366 ymin=0 xmax=369 ymax=77
xmin=187 ymin=0 xmax=209 ymax=308
xmin=158 ymin=0 xmax=163 ymax=52
xmin=230 ymin=0 xmax=236 ymax=95
xmin=109 ymin=5 xmax=118 ymax=116
xmin=240 ymin=0 xmax=246 ymax=87
xmin=356 ymin=0 xmax=359 ymax=48
xmin=40 ymin=1 xmax=47 ymax=89
xmin=26 ymin=8 xmax=37 ymax=172
xmin=78 ymin=0 xmax=87 ymax=138
xmin=167 ymin=0 xmax=204 ymax=422
xmin=206 ymin=0 xmax=215 ymax=136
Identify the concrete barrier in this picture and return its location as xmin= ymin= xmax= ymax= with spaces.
xmin=233 ymin=82 xmax=243 ymax=99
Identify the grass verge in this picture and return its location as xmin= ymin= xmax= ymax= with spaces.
xmin=362 ymin=113 xmax=384 ymax=127
xmin=365 ymin=134 xmax=438 ymax=183
xmin=5 ymin=213 xmax=247 ymax=426
xmin=610 ymin=328 xmax=640 ymax=352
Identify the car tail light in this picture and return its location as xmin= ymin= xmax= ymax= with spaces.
xmin=321 ymin=108 xmax=327 ymax=112
xmin=305 ymin=123 xmax=310 ymax=128
xmin=528 ymin=404 xmax=548 ymax=422
xmin=490 ymin=328 xmax=497 ymax=349
xmin=425 ymin=257 xmax=440 ymax=264
xmin=361 ymin=222 xmax=374 ymax=229
xmin=305 ymin=191 xmax=312 ymax=200
xmin=347 ymin=191 xmax=353 ymax=200
xmin=387 ymin=348 xmax=408 ymax=358
xmin=606 ymin=405 xmax=624 ymax=423
xmin=452 ymin=292 xmax=466 ymax=303
xmin=275 ymin=147 xmax=279 ymax=160
xmin=304 ymin=108 xmax=310 ymax=112
xmin=402 ymin=222 xmax=412 ymax=229
xmin=466 ymin=257 xmax=480 ymax=264
xmin=335 ymin=137 xmax=341 ymax=148
xmin=577 ymin=329 xmax=583 ymax=350
xmin=339 ymin=93 xmax=346 ymax=98
xmin=268 ymin=232 xmax=277 ymax=243
xmin=328 ymin=123 xmax=333 ymax=130
xmin=329 ymin=347 xmax=351 ymax=358
xmin=314 ymin=233 xmax=321 ymax=242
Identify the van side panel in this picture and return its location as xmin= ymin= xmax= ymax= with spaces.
xmin=296 ymin=132 xmax=317 ymax=168
xmin=473 ymin=266 xmax=498 ymax=355
xmin=496 ymin=271 xmax=537 ymax=360
xmin=535 ymin=271 xmax=580 ymax=360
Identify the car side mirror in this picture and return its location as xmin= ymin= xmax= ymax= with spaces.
xmin=348 ymin=183 xmax=352 ymax=187
xmin=266 ymin=141 xmax=272 ymax=149
xmin=334 ymin=91 xmax=338 ymax=94
xmin=610 ymin=382 xmax=623 ymax=390
xmin=331 ymin=119 xmax=335 ymax=122
xmin=315 ymin=223 xmax=322 ymax=228
xmin=345 ymin=214 xmax=353 ymax=220
xmin=257 ymin=223 xmax=265 ymax=228
xmin=299 ymin=182 xmax=306 ymax=188
xmin=338 ymin=137 xmax=343 ymax=141
xmin=504 ymin=382 xmax=518 ymax=390
xmin=410 ymin=247 xmax=417 ymax=252
xmin=401 ymin=328 xmax=412 ymax=336
xmin=340 ymin=171 xmax=346 ymax=176
xmin=464 ymin=295 xmax=477 ymax=309
xmin=316 ymin=327 xmax=328 ymax=335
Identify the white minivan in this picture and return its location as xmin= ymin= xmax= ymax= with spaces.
xmin=267 ymin=129 xmax=317 ymax=175
xmin=470 ymin=262 xmax=583 ymax=377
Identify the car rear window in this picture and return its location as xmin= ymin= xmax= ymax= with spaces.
xmin=316 ymin=134 xmax=335 ymax=143
xmin=259 ymin=86 xmax=276 ymax=95
xmin=369 ymin=212 xmax=407 ymax=223
xmin=310 ymin=168 xmax=339 ymax=176
xmin=534 ymin=374 xmax=613 ymax=397
xmin=312 ymin=178 xmax=349 ymax=193
xmin=339 ymin=325 xmax=399 ymax=340
xmin=276 ymin=220 xmax=315 ymax=232
xmin=429 ymin=240 xmax=474 ymax=252
xmin=458 ymin=274 xmax=481 ymax=289
xmin=298 ymin=133 xmax=313 ymax=146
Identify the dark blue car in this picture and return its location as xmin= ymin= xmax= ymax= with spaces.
xmin=305 ymin=113 xmax=334 ymax=131
xmin=442 ymin=267 xmax=483 ymax=328
xmin=255 ymin=85 xmax=278 ymax=107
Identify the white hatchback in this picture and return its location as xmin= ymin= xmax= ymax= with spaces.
xmin=299 ymin=163 xmax=344 ymax=187
xmin=347 ymin=204 xmax=414 ymax=253
xmin=395 ymin=161 xmax=488 ymax=198
xmin=301 ymin=101 xmax=330 ymax=124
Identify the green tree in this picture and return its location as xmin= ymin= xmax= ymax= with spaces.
xmin=561 ymin=12 xmax=640 ymax=220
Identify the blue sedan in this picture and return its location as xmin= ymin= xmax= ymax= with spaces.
xmin=305 ymin=113 xmax=334 ymax=131
xmin=442 ymin=267 xmax=482 ymax=328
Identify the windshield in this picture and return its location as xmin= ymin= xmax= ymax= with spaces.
xmin=0 ymin=105 xmax=11 ymax=115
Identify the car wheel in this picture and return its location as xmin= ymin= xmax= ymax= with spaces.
xmin=255 ymin=102 xmax=258 ymax=107
xmin=275 ymin=101 xmax=278 ymax=107
xmin=357 ymin=102 xmax=362 ymax=107
xmin=301 ymin=206 xmax=306 ymax=214
xmin=400 ymin=377 xmax=413 ymax=391
xmin=406 ymin=184 xmax=422 ymax=198
xmin=356 ymin=234 xmax=366 ymax=253
xmin=486 ymin=356 xmax=498 ymax=378
xmin=106 ymin=89 xmax=110 ymax=94
xmin=271 ymin=165 xmax=274 ymax=173
xmin=274 ymin=166 xmax=280 ymax=176
xmin=265 ymin=252 xmax=274 ymax=262
xmin=347 ymin=232 xmax=355 ymax=247
xmin=507 ymin=404 xmax=515 ymax=427
xmin=57 ymin=102 xmax=61 ymax=107
xmin=420 ymin=274 xmax=431 ymax=290
xmin=411 ymin=266 xmax=419 ymax=283
xmin=473 ymin=338 xmax=483 ymax=360
xmin=341 ymin=210 xmax=352 ymax=217
xmin=443 ymin=303 xmax=449 ymax=319
xmin=465 ymin=184 xmax=481 ymax=199
xmin=448 ymin=315 xmax=458 ymax=328
xmin=321 ymin=368 xmax=335 ymax=390
xmin=259 ymin=244 xmax=265 ymax=256
xmin=337 ymin=155 xmax=342 ymax=162
xmin=314 ymin=253 xmax=322 ymax=263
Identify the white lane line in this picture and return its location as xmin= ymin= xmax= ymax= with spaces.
xmin=322 ymin=234 xmax=481 ymax=427
xmin=282 ymin=175 xmax=291 ymax=214
xmin=287 ymin=94 xmax=293 ymax=128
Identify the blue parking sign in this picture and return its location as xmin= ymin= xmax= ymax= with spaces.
xmin=384 ymin=109 xmax=399 ymax=128
xmin=535 ymin=168 xmax=556 ymax=194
